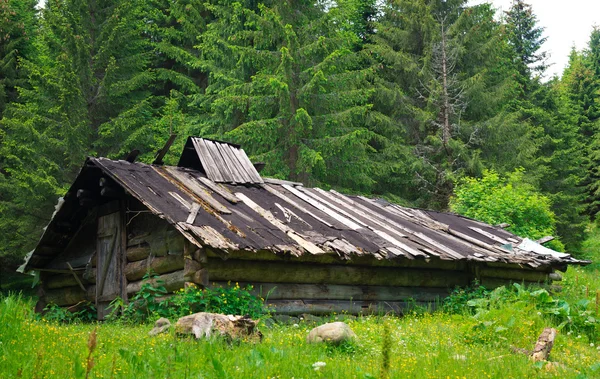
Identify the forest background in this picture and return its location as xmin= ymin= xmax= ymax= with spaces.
xmin=1 ymin=0 xmax=599 ymax=268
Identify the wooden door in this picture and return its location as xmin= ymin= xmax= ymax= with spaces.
xmin=96 ymin=202 xmax=124 ymax=320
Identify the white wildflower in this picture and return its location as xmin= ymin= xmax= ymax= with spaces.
xmin=591 ymin=343 xmax=595 ymax=347
xmin=312 ymin=362 xmax=326 ymax=371
xmin=577 ymin=335 xmax=582 ymax=339
xmin=293 ymin=323 xmax=299 ymax=328
xmin=453 ymin=354 xmax=467 ymax=361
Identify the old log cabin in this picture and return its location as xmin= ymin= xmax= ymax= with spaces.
xmin=20 ymin=137 xmax=588 ymax=319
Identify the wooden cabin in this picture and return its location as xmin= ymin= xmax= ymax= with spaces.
xmin=20 ymin=137 xmax=588 ymax=319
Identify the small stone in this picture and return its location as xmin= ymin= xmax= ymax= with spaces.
xmin=149 ymin=317 xmax=171 ymax=336
xmin=306 ymin=322 xmax=357 ymax=345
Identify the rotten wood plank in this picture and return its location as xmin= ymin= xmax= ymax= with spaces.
xmin=186 ymin=203 xmax=201 ymax=224
xmin=197 ymin=176 xmax=240 ymax=203
xmin=235 ymin=192 xmax=325 ymax=256
xmin=193 ymin=138 xmax=223 ymax=182
xmin=165 ymin=167 xmax=232 ymax=214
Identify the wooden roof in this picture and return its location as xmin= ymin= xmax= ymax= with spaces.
xmin=177 ymin=137 xmax=263 ymax=184
xmin=22 ymin=153 xmax=589 ymax=272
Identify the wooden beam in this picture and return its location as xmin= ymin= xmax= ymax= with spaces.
xmin=210 ymin=282 xmax=450 ymax=302
xmin=203 ymin=258 xmax=469 ymax=288
xmin=536 ymin=236 xmax=555 ymax=244
xmin=126 ymin=245 xmax=151 ymax=262
xmin=67 ymin=262 xmax=86 ymax=291
xmin=124 ymin=255 xmax=184 ymax=281
xmin=479 ymin=267 xmax=549 ymax=282
xmin=267 ymin=299 xmax=435 ymax=315
xmin=152 ymin=134 xmax=177 ymax=165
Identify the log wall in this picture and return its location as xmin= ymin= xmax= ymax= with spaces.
xmin=38 ymin=208 xmax=559 ymax=316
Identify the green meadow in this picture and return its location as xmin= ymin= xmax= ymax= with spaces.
xmin=2 ymin=227 xmax=600 ymax=379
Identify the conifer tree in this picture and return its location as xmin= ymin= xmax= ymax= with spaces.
xmin=0 ymin=0 xmax=154 ymax=264
xmin=195 ymin=1 xmax=379 ymax=190
xmin=0 ymin=0 xmax=37 ymax=118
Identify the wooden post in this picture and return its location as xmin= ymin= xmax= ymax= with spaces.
xmin=531 ymin=328 xmax=557 ymax=362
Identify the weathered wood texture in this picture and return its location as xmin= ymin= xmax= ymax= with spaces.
xmin=46 ymin=273 xmax=92 ymax=289
xmin=126 ymin=245 xmax=151 ymax=261
xmin=96 ymin=207 xmax=123 ymax=319
xmin=211 ymin=281 xmax=450 ymax=302
xmin=126 ymin=271 xmax=185 ymax=294
xmin=268 ymin=299 xmax=435 ymax=315
xmin=44 ymin=285 xmax=96 ymax=306
xmin=531 ymin=328 xmax=557 ymax=361
xmin=479 ymin=267 xmax=550 ymax=282
xmin=125 ymin=255 xmax=184 ymax=281
xmin=203 ymin=258 xmax=469 ymax=287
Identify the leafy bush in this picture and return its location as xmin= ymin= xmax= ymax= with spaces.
xmin=108 ymin=273 xmax=270 ymax=323
xmin=442 ymin=281 xmax=490 ymax=314
xmin=40 ymin=301 xmax=97 ymax=324
xmin=160 ymin=282 xmax=270 ymax=320
xmin=448 ymin=282 xmax=599 ymax=342
xmin=450 ymin=169 xmax=564 ymax=251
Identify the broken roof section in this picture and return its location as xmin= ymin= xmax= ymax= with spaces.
xmin=23 ymin=147 xmax=590 ymax=272
xmin=178 ymin=137 xmax=263 ymax=184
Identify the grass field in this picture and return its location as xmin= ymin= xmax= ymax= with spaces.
xmin=1 ymin=233 xmax=600 ymax=378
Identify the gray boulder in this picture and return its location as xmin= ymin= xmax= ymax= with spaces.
xmin=306 ymin=322 xmax=356 ymax=345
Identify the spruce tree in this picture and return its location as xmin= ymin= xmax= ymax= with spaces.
xmin=0 ymin=0 xmax=37 ymax=118
xmin=0 ymin=0 xmax=154 ymax=264
xmin=195 ymin=1 xmax=379 ymax=191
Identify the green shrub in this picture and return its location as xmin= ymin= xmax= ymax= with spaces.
xmin=40 ymin=301 xmax=97 ymax=324
xmin=107 ymin=273 xmax=270 ymax=323
xmin=160 ymin=282 xmax=270 ymax=320
xmin=442 ymin=280 xmax=490 ymax=314
xmin=451 ymin=282 xmax=599 ymax=342
xmin=450 ymin=169 xmax=564 ymax=251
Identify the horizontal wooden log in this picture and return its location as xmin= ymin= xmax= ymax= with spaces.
xmin=204 ymin=259 xmax=469 ymax=288
xmin=205 ymin=247 xmax=467 ymax=271
xmin=125 ymin=255 xmax=184 ymax=281
xmin=480 ymin=277 xmax=541 ymax=289
xmin=128 ymin=233 xmax=150 ymax=247
xmin=268 ymin=299 xmax=436 ymax=315
xmin=46 ymin=274 xmax=91 ymax=289
xmin=126 ymin=245 xmax=151 ymax=262
xmin=184 ymin=259 xmax=202 ymax=279
xmin=480 ymin=267 xmax=549 ymax=282
xmin=126 ymin=271 xmax=185 ymax=294
xmin=43 ymin=286 xmax=95 ymax=307
xmin=211 ymin=282 xmax=451 ymax=302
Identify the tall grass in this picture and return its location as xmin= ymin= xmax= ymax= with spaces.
xmin=1 ymin=291 xmax=600 ymax=378
xmin=1 ymin=227 xmax=599 ymax=378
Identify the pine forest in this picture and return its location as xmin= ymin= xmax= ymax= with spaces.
xmin=2 ymin=0 xmax=600 ymax=267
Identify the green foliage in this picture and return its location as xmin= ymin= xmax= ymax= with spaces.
xmin=39 ymin=301 xmax=97 ymax=324
xmin=457 ymin=283 xmax=599 ymax=342
xmin=107 ymin=273 xmax=270 ymax=323
xmin=451 ymin=169 xmax=564 ymax=251
xmin=160 ymin=282 xmax=270 ymax=320
xmin=442 ymin=281 xmax=490 ymax=315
